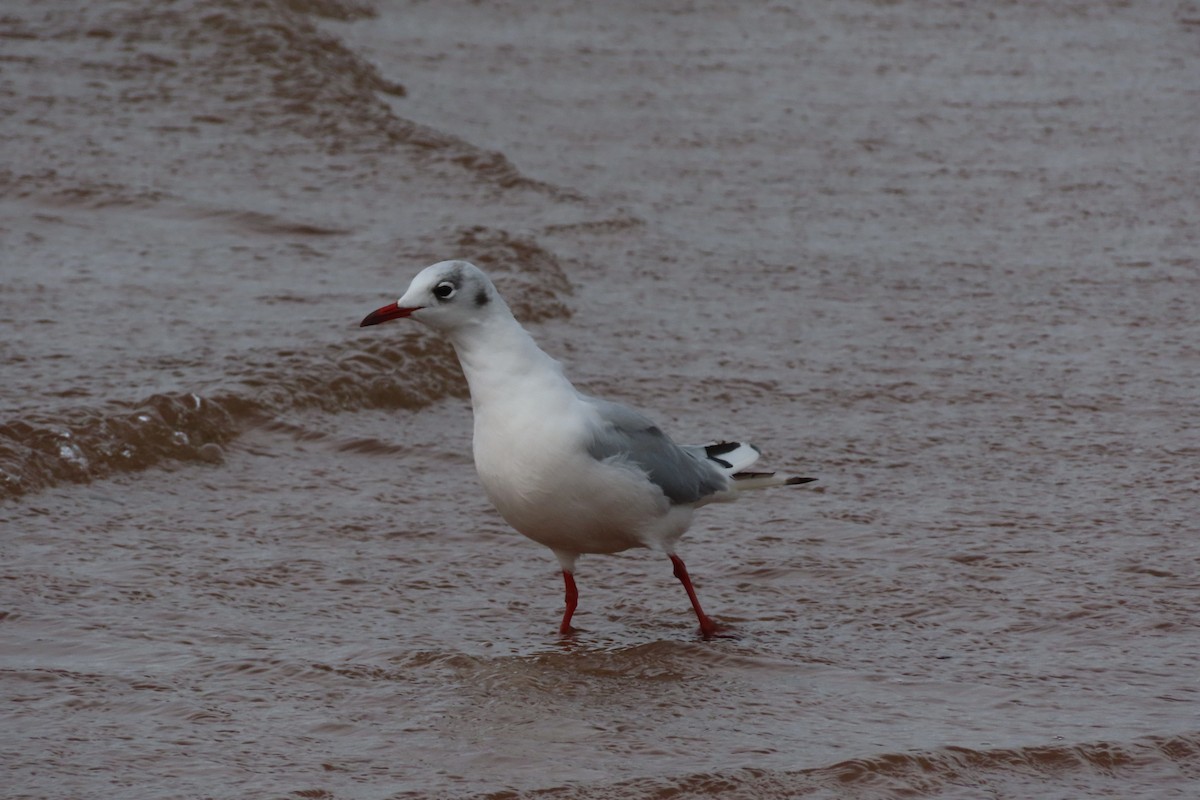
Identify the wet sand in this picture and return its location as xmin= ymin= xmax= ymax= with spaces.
xmin=3 ymin=1 xmax=1199 ymax=797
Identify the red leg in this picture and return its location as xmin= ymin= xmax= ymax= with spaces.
xmin=559 ymin=570 xmax=578 ymax=635
xmin=669 ymin=554 xmax=723 ymax=639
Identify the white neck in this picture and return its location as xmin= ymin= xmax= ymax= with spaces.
xmin=447 ymin=312 xmax=577 ymax=417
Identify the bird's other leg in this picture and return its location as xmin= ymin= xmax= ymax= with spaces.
xmin=559 ymin=569 xmax=578 ymax=635
xmin=669 ymin=553 xmax=725 ymax=639
xmin=553 ymin=550 xmax=580 ymax=636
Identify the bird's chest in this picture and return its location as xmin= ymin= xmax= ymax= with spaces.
xmin=469 ymin=395 xmax=666 ymax=554
xmin=471 ymin=397 xmax=590 ymax=514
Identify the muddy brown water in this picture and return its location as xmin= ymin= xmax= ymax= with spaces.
xmin=3 ymin=1 xmax=1199 ymax=798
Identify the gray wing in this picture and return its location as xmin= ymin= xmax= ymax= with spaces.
xmin=583 ymin=396 xmax=728 ymax=505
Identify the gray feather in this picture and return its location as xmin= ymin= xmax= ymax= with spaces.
xmin=583 ymin=396 xmax=728 ymax=505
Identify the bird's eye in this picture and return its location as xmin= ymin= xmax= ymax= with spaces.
xmin=433 ymin=281 xmax=456 ymax=300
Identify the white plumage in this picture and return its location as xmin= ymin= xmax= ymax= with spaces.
xmin=361 ymin=260 xmax=814 ymax=638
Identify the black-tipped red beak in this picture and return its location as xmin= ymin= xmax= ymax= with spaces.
xmin=360 ymin=302 xmax=420 ymax=327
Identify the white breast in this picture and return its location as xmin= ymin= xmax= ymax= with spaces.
xmin=451 ymin=312 xmax=687 ymax=556
xmin=472 ymin=391 xmax=675 ymax=555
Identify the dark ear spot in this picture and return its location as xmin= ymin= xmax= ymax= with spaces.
xmin=475 ymin=288 xmax=489 ymax=308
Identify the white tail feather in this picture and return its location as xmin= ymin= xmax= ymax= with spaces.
xmin=701 ymin=441 xmax=761 ymax=474
xmin=700 ymin=441 xmax=816 ymax=491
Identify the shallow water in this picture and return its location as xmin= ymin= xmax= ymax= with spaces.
xmin=3 ymin=1 xmax=1199 ymax=797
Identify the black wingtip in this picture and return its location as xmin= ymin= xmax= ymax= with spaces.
xmin=785 ymin=476 xmax=818 ymax=486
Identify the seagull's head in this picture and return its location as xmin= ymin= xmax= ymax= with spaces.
xmin=360 ymin=260 xmax=500 ymax=333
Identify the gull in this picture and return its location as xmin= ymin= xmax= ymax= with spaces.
xmin=360 ymin=260 xmax=814 ymax=638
